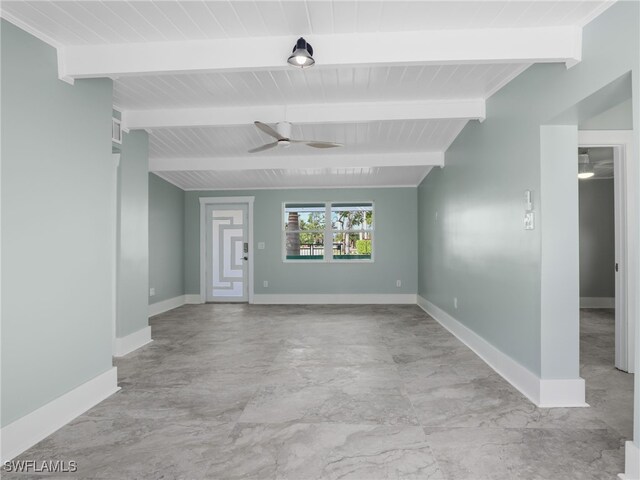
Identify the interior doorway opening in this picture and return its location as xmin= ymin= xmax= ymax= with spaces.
xmin=577 ymin=140 xmax=634 ymax=444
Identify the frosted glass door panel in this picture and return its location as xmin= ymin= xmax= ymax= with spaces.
xmin=206 ymin=204 xmax=248 ymax=302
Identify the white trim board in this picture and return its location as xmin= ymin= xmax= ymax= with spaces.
xmin=59 ymin=26 xmax=582 ymax=79
xmin=125 ymin=100 xmax=485 ymax=130
xmin=580 ymin=297 xmax=615 ymax=308
xmin=0 ymin=368 xmax=119 ymax=462
xmin=417 ymin=296 xmax=587 ymax=408
xmin=149 ymin=295 xmax=186 ymax=317
xmin=253 ymin=294 xmax=417 ymax=305
xmin=185 ymin=294 xmax=204 ymax=304
xmin=113 ymin=327 xmax=152 ymax=357
xmin=619 ymin=441 xmax=640 ymax=480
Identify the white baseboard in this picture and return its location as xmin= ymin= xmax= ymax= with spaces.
xmin=114 ymin=326 xmax=152 ymax=357
xmin=253 ymin=293 xmax=417 ymax=305
xmin=149 ymin=295 xmax=185 ymax=317
xmin=580 ymin=297 xmax=615 ymax=308
xmin=416 ymin=296 xmax=586 ymax=408
xmin=185 ymin=294 xmax=204 ymax=304
xmin=538 ymin=378 xmax=587 ymax=408
xmin=619 ymin=441 xmax=640 ymax=480
xmin=0 ymin=367 xmax=119 ymax=462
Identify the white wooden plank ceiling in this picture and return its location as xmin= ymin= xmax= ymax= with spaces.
xmin=0 ymin=1 xmax=614 ymax=190
xmin=1 ymin=1 xmax=609 ymax=44
xmin=155 ymin=166 xmax=433 ymax=191
xmin=113 ymin=64 xmax=526 ymax=109
xmin=149 ymin=120 xmax=467 ymax=158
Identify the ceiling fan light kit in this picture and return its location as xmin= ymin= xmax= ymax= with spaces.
xmin=287 ymin=37 xmax=315 ymax=68
xmin=578 ymin=153 xmax=595 ymax=179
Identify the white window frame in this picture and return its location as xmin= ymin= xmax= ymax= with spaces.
xmin=282 ymin=201 xmax=375 ymax=264
xmin=111 ymin=117 xmax=122 ymax=144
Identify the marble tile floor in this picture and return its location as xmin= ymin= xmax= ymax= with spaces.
xmin=4 ymin=305 xmax=633 ymax=479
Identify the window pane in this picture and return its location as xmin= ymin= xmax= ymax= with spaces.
xmin=331 ymin=203 xmax=373 ymax=230
xmin=284 ymin=204 xmax=326 ymax=231
xmin=284 ymin=203 xmax=325 ymax=260
xmin=286 ymin=233 xmax=324 ymax=260
xmin=332 ymin=233 xmax=372 ymax=260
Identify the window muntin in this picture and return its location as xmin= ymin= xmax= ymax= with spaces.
xmin=283 ymin=202 xmax=374 ymax=262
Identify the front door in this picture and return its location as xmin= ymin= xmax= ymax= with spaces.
xmin=205 ymin=204 xmax=249 ymax=302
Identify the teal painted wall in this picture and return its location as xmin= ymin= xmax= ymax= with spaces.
xmin=1 ymin=20 xmax=114 ymax=426
xmin=418 ymin=1 xmax=639 ymax=377
xmin=580 ymin=98 xmax=633 ymax=130
xmin=184 ymin=188 xmax=418 ymax=295
xmin=117 ymin=130 xmax=149 ymax=337
xmin=149 ymin=174 xmax=185 ymax=304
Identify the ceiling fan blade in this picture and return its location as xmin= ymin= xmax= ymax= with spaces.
xmin=248 ymin=142 xmax=278 ymax=153
xmin=254 ymin=121 xmax=284 ymax=140
xmin=305 ymin=141 xmax=343 ymax=149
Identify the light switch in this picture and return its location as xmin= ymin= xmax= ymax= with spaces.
xmin=524 ymin=190 xmax=533 ymax=210
xmin=524 ymin=212 xmax=535 ymax=230
xmin=258 ymin=242 xmax=265 ymax=250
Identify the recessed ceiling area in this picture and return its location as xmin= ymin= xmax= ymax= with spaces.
xmin=0 ymin=1 xmax=615 ymax=190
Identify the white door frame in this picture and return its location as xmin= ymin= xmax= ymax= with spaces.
xmin=199 ymin=196 xmax=255 ymax=304
xmin=578 ymin=130 xmax=636 ymax=373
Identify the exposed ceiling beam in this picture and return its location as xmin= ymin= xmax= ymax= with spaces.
xmin=149 ymin=152 xmax=444 ymax=172
xmin=59 ymin=26 xmax=581 ymax=80
xmin=123 ymin=99 xmax=485 ymax=130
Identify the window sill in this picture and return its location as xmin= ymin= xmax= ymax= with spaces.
xmin=282 ymin=259 xmax=375 ymax=264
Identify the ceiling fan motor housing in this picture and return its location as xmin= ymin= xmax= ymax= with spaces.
xmin=276 ymin=121 xmax=292 ymax=139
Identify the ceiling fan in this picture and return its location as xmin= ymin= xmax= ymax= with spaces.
xmin=248 ymin=121 xmax=343 ymax=153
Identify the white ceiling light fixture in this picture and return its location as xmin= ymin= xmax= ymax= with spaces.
xmin=287 ymin=37 xmax=315 ymax=68
xmin=578 ymin=153 xmax=594 ymax=179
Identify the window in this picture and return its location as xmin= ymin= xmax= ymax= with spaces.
xmin=111 ymin=117 xmax=122 ymax=144
xmin=284 ymin=204 xmax=326 ymax=260
xmin=331 ymin=203 xmax=373 ymax=260
xmin=283 ymin=202 xmax=374 ymax=262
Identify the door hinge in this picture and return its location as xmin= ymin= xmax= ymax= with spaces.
xmin=615 ymin=263 xmax=619 ymax=272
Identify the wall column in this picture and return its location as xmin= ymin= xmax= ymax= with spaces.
xmin=539 ymin=125 xmax=585 ymax=406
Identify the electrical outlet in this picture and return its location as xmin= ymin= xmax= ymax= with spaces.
xmin=149 ymin=287 xmax=155 ymax=297
xmin=454 ymin=297 xmax=458 ymax=309
xmin=263 ymin=280 xmax=268 ymax=288
xmin=396 ymin=280 xmax=402 ymax=287
xmin=258 ymin=242 xmax=265 ymax=250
